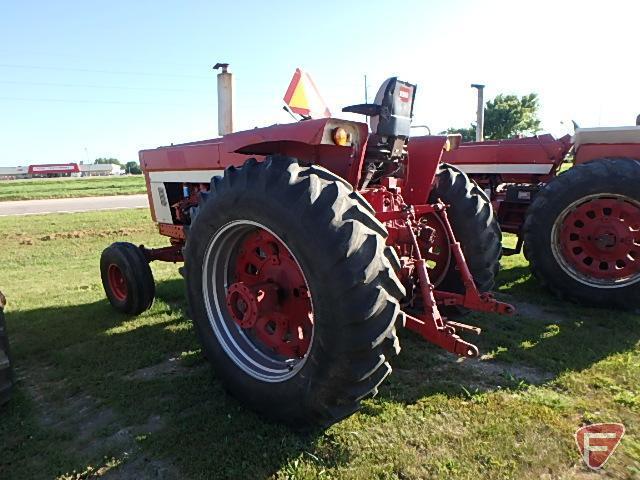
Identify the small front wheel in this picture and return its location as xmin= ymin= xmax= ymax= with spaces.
xmin=100 ymin=242 xmax=155 ymax=315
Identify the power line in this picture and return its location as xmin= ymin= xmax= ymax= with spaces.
xmin=0 ymin=63 xmax=210 ymax=79
xmin=0 ymin=48 xmax=208 ymax=70
xmin=0 ymin=96 xmax=212 ymax=106
xmin=0 ymin=79 xmax=208 ymax=93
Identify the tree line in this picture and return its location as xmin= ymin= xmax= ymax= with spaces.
xmin=444 ymin=93 xmax=542 ymax=142
xmin=94 ymin=158 xmax=142 ymax=174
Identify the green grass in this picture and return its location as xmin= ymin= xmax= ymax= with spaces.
xmin=0 ymin=176 xmax=146 ymax=201
xmin=0 ymin=211 xmax=638 ymax=479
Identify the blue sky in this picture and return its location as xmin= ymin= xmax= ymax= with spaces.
xmin=1 ymin=0 xmax=639 ymax=166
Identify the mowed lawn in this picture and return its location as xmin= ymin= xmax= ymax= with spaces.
xmin=0 ymin=210 xmax=638 ymax=479
xmin=0 ymin=176 xmax=146 ymax=201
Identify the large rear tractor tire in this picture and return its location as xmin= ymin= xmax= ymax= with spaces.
xmin=100 ymin=242 xmax=156 ymax=315
xmin=184 ymin=156 xmax=405 ymax=428
xmin=0 ymin=291 xmax=14 ymax=407
xmin=425 ymin=163 xmax=502 ymax=293
xmin=523 ymin=158 xmax=640 ymax=310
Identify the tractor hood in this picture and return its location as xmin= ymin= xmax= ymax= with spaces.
xmin=221 ymin=118 xmax=368 ymax=156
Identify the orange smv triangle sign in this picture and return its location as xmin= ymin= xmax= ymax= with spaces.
xmin=283 ymin=68 xmax=331 ymax=118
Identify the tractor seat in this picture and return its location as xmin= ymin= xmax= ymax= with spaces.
xmin=342 ymin=77 xmax=416 ymax=139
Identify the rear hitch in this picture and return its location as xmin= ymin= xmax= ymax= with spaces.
xmin=434 ymin=205 xmax=515 ymax=315
xmin=404 ymin=214 xmax=482 ymax=358
xmin=405 ymin=313 xmax=480 ymax=358
xmin=402 ymin=206 xmax=515 ymax=359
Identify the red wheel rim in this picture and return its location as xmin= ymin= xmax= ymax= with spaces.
xmin=418 ymin=213 xmax=451 ymax=286
xmin=555 ymin=194 xmax=640 ymax=286
xmin=226 ymin=229 xmax=313 ymax=358
xmin=107 ymin=264 xmax=128 ymax=301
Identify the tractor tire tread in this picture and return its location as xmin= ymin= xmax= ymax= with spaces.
xmin=429 ymin=163 xmax=502 ymax=292
xmin=185 ymin=155 xmax=405 ymax=428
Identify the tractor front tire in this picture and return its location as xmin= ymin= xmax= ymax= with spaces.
xmin=0 ymin=292 xmax=13 ymax=407
xmin=184 ymin=156 xmax=405 ymax=428
xmin=428 ymin=163 xmax=502 ymax=293
xmin=100 ymin=242 xmax=155 ymax=315
xmin=524 ymin=158 xmax=640 ymax=309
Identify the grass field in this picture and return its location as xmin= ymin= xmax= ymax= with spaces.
xmin=0 ymin=210 xmax=638 ymax=479
xmin=0 ymin=176 xmax=146 ymax=202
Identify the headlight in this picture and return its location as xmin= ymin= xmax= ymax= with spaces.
xmin=332 ymin=127 xmax=352 ymax=146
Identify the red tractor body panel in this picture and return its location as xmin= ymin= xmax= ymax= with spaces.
xmin=139 ymin=119 xmax=371 ymax=223
xmin=441 ymin=134 xmax=572 ymax=183
xmin=141 ymin=118 xmax=369 ymax=181
xmin=405 ymin=135 xmax=448 ymax=204
xmin=575 ymin=143 xmax=640 ymax=164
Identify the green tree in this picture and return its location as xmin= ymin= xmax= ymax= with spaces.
xmin=94 ymin=158 xmax=122 ymax=166
xmin=484 ymin=93 xmax=541 ymax=139
xmin=443 ymin=126 xmax=476 ymax=143
xmin=125 ymin=161 xmax=142 ymax=174
xmin=443 ymin=93 xmax=542 ymax=141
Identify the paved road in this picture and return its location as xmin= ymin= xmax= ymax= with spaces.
xmin=0 ymin=194 xmax=149 ymax=216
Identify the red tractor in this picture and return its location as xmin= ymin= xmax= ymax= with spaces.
xmin=437 ymin=128 xmax=640 ymax=310
xmin=100 ymin=78 xmax=513 ymax=427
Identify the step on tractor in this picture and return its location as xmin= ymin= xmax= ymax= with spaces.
xmin=101 ymin=77 xmax=514 ymax=427
xmin=436 ymin=129 xmax=640 ymax=310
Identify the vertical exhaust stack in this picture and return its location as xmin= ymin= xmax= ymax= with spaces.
xmin=471 ymin=83 xmax=485 ymax=142
xmin=214 ymin=63 xmax=234 ymax=136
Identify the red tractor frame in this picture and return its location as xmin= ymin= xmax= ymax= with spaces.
xmin=101 ymin=78 xmax=513 ymax=427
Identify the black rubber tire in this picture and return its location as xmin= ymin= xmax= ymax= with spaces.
xmin=184 ymin=155 xmax=405 ymax=428
xmin=0 ymin=292 xmax=13 ymax=407
xmin=100 ymin=242 xmax=155 ymax=315
xmin=428 ymin=163 xmax=502 ymax=293
xmin=523 ymin=158 xmax=640 ymax=310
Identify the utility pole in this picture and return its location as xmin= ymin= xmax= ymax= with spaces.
xmin=471 ymin=84 xmax=485 ymax=142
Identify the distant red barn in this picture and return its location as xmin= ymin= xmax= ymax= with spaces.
xmin=28 ymin=163 xmax=80 ymax=177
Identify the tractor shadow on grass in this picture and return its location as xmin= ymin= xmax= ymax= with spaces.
xmin=380 ymin=262 xmax=640 ymax=406
xmin=2 ymin=278 xmax=339 ymax=479
xmin=4 ymin=269 xmax=639 ymax=479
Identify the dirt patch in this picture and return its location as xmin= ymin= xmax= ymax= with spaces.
xmin=39 ymin=227 xmax=145 ymax=241
xmin=102 ymin=456 xmax=182 ymax=480
xmin=499 ymin=294 xmax=568 ymax=325
xmin=464 ymin=356 xmax=554 ymax=385
xmin=123 ymin=356 xmax=207 ymax=382
xmin=21 ymin=363 xmax=179 ymax=478
xmin=401 ymin=351 xmax=555 ymax=392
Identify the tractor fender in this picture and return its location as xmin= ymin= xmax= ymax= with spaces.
xmin=223 ymin=118 xmax=368 ymax=155
xmin=404 ymin=135 xmax=448 ymax=205
xmin=223 ymin=119 xmax=370 ymax=186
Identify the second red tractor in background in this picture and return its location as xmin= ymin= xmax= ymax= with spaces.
xmin=436 ymin=129 xmax=640 ymax=310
